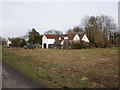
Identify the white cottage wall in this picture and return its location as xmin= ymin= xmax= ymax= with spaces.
xmin=47 ymin=39 xmax=55 ymax=48
xmin=42 ymin=35 xmax=47 ymax=48
xmin=42 ymin=34 xmax=90 ymax=49
xmin=42 ymin=35 xmax=55 ymax=48
xmin=82 ymin=35 xmax=89 ymax=42
xmin=73 ymin=34 xmax=80 ymax=41
xmin=7 ymin=41 xmax=12 ymax=46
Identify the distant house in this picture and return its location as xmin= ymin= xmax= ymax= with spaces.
xmin=42 ymin=34 xmax=56 ymax=48
xmin=6 ymin=39 xmax=12 ymax=47
xmin=42 ymin=32 xmax=89 ymax=49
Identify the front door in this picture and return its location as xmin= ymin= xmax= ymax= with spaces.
xmin=44 ymin=43 xmax=46 ymax=48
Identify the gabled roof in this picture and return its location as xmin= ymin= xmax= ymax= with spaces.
xmin=44 ymin=33 xmax=86 ymax=39
xmin=78 ymin=33 xmax=85 ymax=40
xmin=68 ymin=33 xmax=85 ymax=40
xmin=44 ymin=33 xmax=87 ymax=45
xmin=44 ymin=34 xmax=60 ymax=39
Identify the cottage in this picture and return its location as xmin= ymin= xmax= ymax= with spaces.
xmin=42 ymin=33 xmax=89 ymax=49
xmin=4 ymin=38 xmax=12 ymax=47
xmin=42 ymin=34 xmax=56 ymax=48
xmin=6 ymin=40 xmax=12 ymax=46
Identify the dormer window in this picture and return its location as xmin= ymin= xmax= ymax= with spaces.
xmin=64 ymin=36 xmax=68 ymax=39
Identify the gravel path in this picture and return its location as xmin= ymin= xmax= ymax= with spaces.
xmin=2 ymin=62 xmax=41 ymax=88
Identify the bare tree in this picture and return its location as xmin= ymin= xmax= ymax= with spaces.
xmin=97 ymin=15 xmax=117 ymax=33
xmin=66 ymin=25 xmax=83 ymax=34
xmin=82 ymin=15 xmax=117 ymax=38
xmin=97 ymin=15 xmax=117 ymax=41
xmin=20 ymin=33 xmax=29 ymax=40
xmin=66 ymin=29 xmax=73 ymax=34
xmin=0 ymin=37 xmax=7 ymax=46
xmin=44 ymin=29 xmax=63 ymax=35
xmin=73 ymin=26 xmax=83 ymax=33
xmin=82 ymin=15 xmax=117 ymax=47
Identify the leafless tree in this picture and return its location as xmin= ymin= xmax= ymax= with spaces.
xmin=82 ymin=15 xmax=117 ymax=47
xmin=44 ymin=29 xmax=63 ymax=35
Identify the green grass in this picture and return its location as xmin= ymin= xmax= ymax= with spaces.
xmin=2 ymin=47 xmax=118 ymax=88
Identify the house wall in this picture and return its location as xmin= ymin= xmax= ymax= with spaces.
xmin=42 ymin=35 xmax=55 ymax=48
xmin=47 ymin=39 xmax=55 ymax=47
xmin=73 ymin=34 xmax=80 ymax=41
xmin=7 ymin=40 xmax=12 ymax=46
xmin=61 ymin=40 xmax=64 ymax=45
xmin=82 ymin=34 xmax=89 ymax=42
xmin=42 ymin=34 xmax=90 ymax=49
xmin=73 ymin=34 xmax=89 ymax=42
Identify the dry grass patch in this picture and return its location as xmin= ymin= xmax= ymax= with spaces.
xmin=3 ymin=47 xmax=118 ymax=88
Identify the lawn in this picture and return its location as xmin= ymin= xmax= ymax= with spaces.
xmin=2 ymin=47 xmax=118 ymax=88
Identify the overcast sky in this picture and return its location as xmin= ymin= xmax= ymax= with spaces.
xmin=0 ymin=2 xmax=118 ymax=38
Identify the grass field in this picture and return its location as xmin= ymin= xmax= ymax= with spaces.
xmin=2 ymin=47 xmax=118 ymax=88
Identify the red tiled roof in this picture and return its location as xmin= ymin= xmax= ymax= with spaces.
xmin=44 ymin=34 xmax=60 ymax=39
xmin=44 ymin=33 xmax=86 ymax=45
xmin=68 ymin=34 xmax=76 ymax=40
xmin=45 ymin=33 xmax=85 ymax=42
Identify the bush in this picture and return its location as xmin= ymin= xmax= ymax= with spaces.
xmin=63 ymin=40 xmax=71 ymax=49
xmin=11 ymin=38 xmax=27 ymax=47
xmin=83 ymin=42 xmax=95 ymax=48
xmin=89 ymin=30 xmax=112 ymax=48
xmin=35 ymin=44 xmax=42 ymax=48
xmin=71 ymin=42 xmax=83 ymax=49
xmin=19 ymin=40 xmax=27 ymax=47
xmin=71 ymin=41 xmax=96 ymax=49
xmin=71 ymin=41 xmax=85 ymax=49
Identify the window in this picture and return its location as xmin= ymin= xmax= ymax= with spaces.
xmin=64 ymin=37 xmax=68 ymax=39
xmin=59 ymin=37 xmax=61 ymax=40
